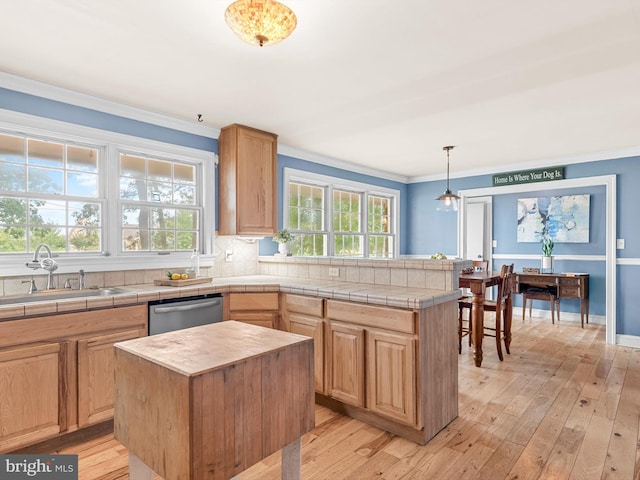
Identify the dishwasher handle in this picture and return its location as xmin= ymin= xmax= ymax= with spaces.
xmin=152 ymin=299 xmax=221 ymax=314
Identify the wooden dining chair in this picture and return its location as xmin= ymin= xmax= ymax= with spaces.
xmin=459 ymin=264 xmax=514 ymax=360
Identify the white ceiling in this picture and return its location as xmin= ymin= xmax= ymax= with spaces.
xmin=1 ymin=0 xmax=640 ymax=181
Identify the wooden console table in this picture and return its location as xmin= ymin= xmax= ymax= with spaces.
xmin=514 ymin=272 xmax=589 ymax=327
xmin=114 ymin=321 xmax=315 ymax=480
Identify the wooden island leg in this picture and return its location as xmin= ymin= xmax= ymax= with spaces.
xmin=281 ymin=437 xmax=302 ymax=480
xmin=129 ymin=453 xmax=153 ymax=480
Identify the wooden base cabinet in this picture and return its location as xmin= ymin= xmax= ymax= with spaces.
xmin=0 ymin=342 xmax=67 ymax=452
xmin=280 ymin=294 xmax=325 ymax=393
xmin=0 ymin=304 xmax=147 ymax=452
xmin=326 ymin=300 xmax=418 ymax=426
xmin=226 ymin=292 xmax=279 ymax=329
xmin=77 ymin=327 xmax=147 ymax=427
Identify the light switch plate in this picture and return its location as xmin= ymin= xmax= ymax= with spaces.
xmin=617 ymin=239 xmax=625 ymax=249
xmin=492 ymin=240 xmax=498 ymax=248
xmin=328 ymin=267 xmax=340 ymax=277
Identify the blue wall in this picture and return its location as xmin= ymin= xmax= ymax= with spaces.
xmin=409 ymin=156 xmax=640 ymax=336
xmin=1 ymin=86 xmax=638 ymax=336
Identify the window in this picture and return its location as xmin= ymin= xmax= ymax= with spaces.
xmin=0 ymin=133 xmax=103 ymax=253
xmin=284 ymin=168 xmax=399 ymax=258
xmin=119 ymin=153 xmax=200 ymax=252
xmin=0 ymin=122 xmax=213 ymax=269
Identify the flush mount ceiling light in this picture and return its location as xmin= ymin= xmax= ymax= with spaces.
xmin=225 ymin=0 xmax=297 ymax=47
xmin=435 ymin=145 xmax=461 ymax=212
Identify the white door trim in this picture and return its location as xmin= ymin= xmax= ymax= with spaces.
xmin=456 ymin=175 xmax=617 ymax=345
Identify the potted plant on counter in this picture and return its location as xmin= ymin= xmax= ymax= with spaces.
xmin=541 ymin=235 xmax=554 ymax=273
xmin=273 ymin=229 xmax=295 ymax=256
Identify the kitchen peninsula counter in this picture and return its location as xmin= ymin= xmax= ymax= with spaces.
xmin=0 ymin=275 xmax=461 ymax=320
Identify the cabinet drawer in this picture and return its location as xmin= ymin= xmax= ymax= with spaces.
xmin=559 ymin=286 xmax=580 ymax=298
xmin=228 ymin=293 xmax=279 ymax=311
xmin=326 ymin=300 xmax=415 ymax=334
xmin=229 ymin=312 xmax=277 ymax=329
xmin=283 ymin=294 xmax=324 ymax=317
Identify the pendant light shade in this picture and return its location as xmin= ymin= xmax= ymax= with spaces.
xmin=225 ymin=0 xmax=297 ymax=47
xmin=435 ymin=145 xmax=460 ymax=212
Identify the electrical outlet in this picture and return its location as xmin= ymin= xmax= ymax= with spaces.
xmin=617 ymin=239 xmax=625 ymax=249
xmin=328 ymin=267 xmax=340 ymax=277
xmin=225 ymin=249 xmax=233 ymax=262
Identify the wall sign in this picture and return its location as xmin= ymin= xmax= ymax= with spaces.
xmin=493 ymin=167 xmax=564 ymax=187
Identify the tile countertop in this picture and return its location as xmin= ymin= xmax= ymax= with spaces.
xmin=0 ymin=275 xmax=462 ymax=321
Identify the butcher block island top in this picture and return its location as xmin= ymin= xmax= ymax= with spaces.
xmin=114 ymin=321 xmax=315 ymax=480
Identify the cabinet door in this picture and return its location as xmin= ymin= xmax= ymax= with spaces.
xmin=326 ymin=322 xmax=365 ymax=407
xmin=77 ymin=328 xmax=146 ymax=427
xmin=288 ymin=313 xmax=324 ymax=393
xmin=236 ymin=127 xmax=277 ymax=235
xmin=0 ymin=342 xmax=65 ymax=452
xmin=367 ymin=330 xmax=417 ymax=426
xmin=218 ymin=124 xmax=277 ymax=236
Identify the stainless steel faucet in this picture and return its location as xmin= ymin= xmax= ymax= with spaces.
xmin=26 ymin=243 xmax=58 ymax=289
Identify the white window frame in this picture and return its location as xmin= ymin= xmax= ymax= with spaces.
xmin=283 ymin=167 xmax=400 ymax=258
xmin=0 ymin=109 xmax=215 ymax=276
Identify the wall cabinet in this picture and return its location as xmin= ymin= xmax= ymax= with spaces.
xmin=0 ymin=342 xmax=66 ymax=452
xmin=218 ymin=124 xmax=278 ymax=236
xmin=226 ymin=292 xmax=279 ymax=329
xmin=0 ymin=304 xmax=147 ymax=452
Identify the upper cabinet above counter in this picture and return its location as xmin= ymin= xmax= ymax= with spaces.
xmin=218 ymin=124 xmax=278 ymax=236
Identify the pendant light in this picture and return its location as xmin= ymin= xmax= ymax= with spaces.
xmin=435 ymin=145 xmax=460 ymax=212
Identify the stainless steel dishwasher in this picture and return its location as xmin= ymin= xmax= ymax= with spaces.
xmin=148 ymin=294 xmax=223 ymax=335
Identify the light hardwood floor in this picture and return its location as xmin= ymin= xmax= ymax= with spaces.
xmin=49 ymin=316 xmax=640 ymax=479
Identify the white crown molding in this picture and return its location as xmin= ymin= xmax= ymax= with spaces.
xmin=278 ymin=144 xmax=409 ymax=184
xmin=408 ymin=146 xmax=640 ymax=184
xmin=1 ymin=71 xmax=411 ymax=183
xmin=0 ymin=108 xmax=215 ymax=162
xmin=0 ymin=71 xmax=220 ymax=139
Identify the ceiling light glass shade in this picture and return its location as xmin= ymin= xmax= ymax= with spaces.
xmin=225 ymin=0 xmax=297 ymax=47
xmin=436 ymin=190 xmax=460 ymax=212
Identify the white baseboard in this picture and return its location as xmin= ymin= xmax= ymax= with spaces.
xmin=519 ymin=307 xmax=605 ymax=325
xmin=616 ymin=335 xmax=640 ymax=349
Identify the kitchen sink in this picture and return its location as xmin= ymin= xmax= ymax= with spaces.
xmin=0 ymin=287 xmax=133 ymax=305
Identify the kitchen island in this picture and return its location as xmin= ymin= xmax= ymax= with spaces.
xmin=114 ymin=321 xmax=315 ymax=480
